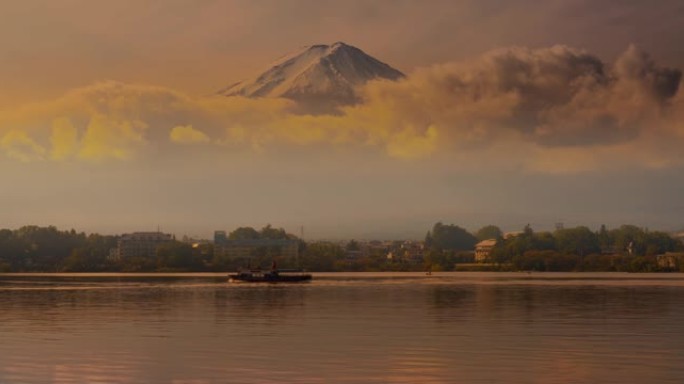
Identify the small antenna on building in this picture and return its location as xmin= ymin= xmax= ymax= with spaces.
xmin=300 ymin=225 xmax=304 ymax=240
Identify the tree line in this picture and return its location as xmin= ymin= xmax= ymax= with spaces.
xmin=423 ymin=222 xmax=684 ymax=272
xmin=0 ymin=223 xmax=682 ymax=273
xmin=0 ymin=225 xmax=305 ymax=272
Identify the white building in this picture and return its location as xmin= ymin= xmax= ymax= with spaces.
xmin=475 ymin=239 xmax=497 ymax=263
xmin=656 ymin=252 xmax=684 ymax=270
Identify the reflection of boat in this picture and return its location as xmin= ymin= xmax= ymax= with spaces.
xmin=228 ymin=269 xmax=312 ymax=283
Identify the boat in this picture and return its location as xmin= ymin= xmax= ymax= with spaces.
xmin=228 ymin=268 xmax=312 ymax=283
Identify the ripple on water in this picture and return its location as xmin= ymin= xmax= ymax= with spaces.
xmin=1 ymin=273 xmax=683 ymax=383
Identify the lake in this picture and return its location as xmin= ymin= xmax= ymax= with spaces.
xmin=1 ymin=272 xmax=683 ymax=383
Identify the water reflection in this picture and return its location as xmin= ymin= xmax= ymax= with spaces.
xmin=0 ymin=273 xmax=683 ymax=383
xmin=213 ymin=286 xmax=307 ymax=329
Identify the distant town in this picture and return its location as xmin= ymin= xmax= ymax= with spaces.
xmin=1 ymin=223 xmax=683 ymax=273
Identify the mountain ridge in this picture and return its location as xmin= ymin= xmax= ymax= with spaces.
xmin=219 ymin=42 xmax=405 ymax=113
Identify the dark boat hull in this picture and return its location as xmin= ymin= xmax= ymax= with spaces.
xmin=228 ymin=271 xmax=312 ymax=283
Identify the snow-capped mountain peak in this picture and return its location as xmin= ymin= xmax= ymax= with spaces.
xmin=219 ymin=42 xmax=404 ymax=113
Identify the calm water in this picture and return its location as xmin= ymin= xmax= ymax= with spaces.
xmin=1 ymin=272 xmax=683 ymax=383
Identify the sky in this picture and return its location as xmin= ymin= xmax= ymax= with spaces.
xmin=1 ymin=0 xmax=684 ymax=239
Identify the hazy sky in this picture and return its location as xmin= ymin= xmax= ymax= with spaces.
xmin=1 ymin=0 xmax=684 ymax=239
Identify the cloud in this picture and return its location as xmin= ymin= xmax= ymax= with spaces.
xmin=47 ymin=114 xmax=147 ymax=162
xmin=357 ymin=45 xmax=681 ymax=148
xmin=78 ymin=114 xmax=147 ymax=161
xmin=346 ymin=44 xmax=682 ymax=171
xmin=50 ymin=117 xmax=79 ymax=160
xmin=0 ymin=45 xmax=681 ymax=173
xmin=1 ymin=130 xmax=46 ymax=162
xmin=170 ymin=125 xmax=210 ymax=144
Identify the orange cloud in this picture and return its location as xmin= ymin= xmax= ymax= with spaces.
xmin=0 ymin=46 xmax=681 ymax=173
xmin=170 ymin=125 xmax=211 ymax=144
xmin=1 ymin=130 xmax=46 ymax=162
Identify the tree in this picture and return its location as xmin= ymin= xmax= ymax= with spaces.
xmin=156 ymin=241 xmax=200 ymax=270
xmin=530 ymin=232 xmax=556 ymax=251
xmin=504 ymin=235 xmax=530 ymax=258
xmin=299 ymin=242 xmax=344 ymax=271
xmin=512 ymin=250 xmax=548 ymax=271
xmin=81 ymin=233 xmax=117 ymax=270
xmin=476 ymin=225 xmax=503 ymax=241
xmin=489 ymin=245 xmax=511 ymax=265
xmin=424 ymin=231 xmax=433 ymax=248
xmin=643 ymin=231 xmax=678 ymax=256
xmin=260 ymin=224 xmax=290 ymax=240
xmin=598 ymin=224 xmax=611 ymax=250
xmin=523 ymin=224 xmax=534 ymax=237
xmin=346 ymin=240 xmax=360 ymax=251
xmin=555 ymin=226 xmax=600 ymax=257
xmin=229 ymin=227 xmax=261 ymax=240
xmin=0 ymin=260 xmax=10 ymax=272
xmin=611 ymin=225 xmax=647 ymax=256
xmin=429 ymin=222 xmax=477 ymax=251
xmin=424 ymin=249 xmax=451 ymax=271
xmin=62 ymin=248 xmax=91 ymax=272
xmin=10 ymin=226 xmax=86 ymax=271
xmin=512 ymin=250 xmax=579 ymax=272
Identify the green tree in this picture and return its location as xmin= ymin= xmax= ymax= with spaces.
xmin=0 ymin=228 xmax=23 ymax=271
xmin=260 ymin=224 xmax=290 ymax=240
xmin=346 ymin=240 xmax=360 ymax=251
xmin=0 ymin=259 xmax=10 ymax=272
xmin=476 ymin=225 xmax=503 ymax=241
xmin=62 ymin=248 xmax=91 ymax=272
xmin=513 ymin=250 xmax=579 ymax=272
xmin=530 ymin=232 xmax=556 ymax=251
xmin=156 ymin=241 xmax=200 ymax=271
xmin=424 ymin=249 xmax=451 ymax=271
xmin=627 ymin=256 xmax=658 ymax=272
xmin=424 ymin=231 xmax=433 ymax=248
xmin=643 ymin=231 xmax=678 ymax=256
xmin=611 ymin=225 xmax=647 ymax=256
xmin=504 ymin=235 xmax=531 ymax=258
xmin=581 ymin=254 xmax=627 ymax=272
xmin=523 ymin=224 xmax=534 ymax=237
xmin=299 ymin=242 xmax=344 ymax=271
xmin=489 ymin=245 xmax=511 ymax=265
xmin=65 ymin=234 xmax=118 ymax=272
xmin=512 ymin=250 xmax=548 ymax=271
xmin=12 ymin=226 xmax=86 ymax=271
xmin=555 ymin=226 xmax=600 ymax=257
xmin=597 ymin=224 xmax=611 ymax=250
xmin=229 ymin=227 xmax=261 ymax=240
xmin=429 ymin=222 xmax=477 ymax=251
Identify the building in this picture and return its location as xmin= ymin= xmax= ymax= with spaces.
xmin=504 ymin=231 xmax=523 ymax=240
xmin=673 ymin=232 xmax=684 ymax=243
xmin=386 ymin=241 xmax=425 ymax=263
xmin=214 ymin=231 xmax=228 ymax=243
xmin=115 ymin=232 xmax=174 ymax=259
xmin=475 ymin=239 xmax=497 ymax=263
xmin=656 ymin=252 xmax=684 ymax=270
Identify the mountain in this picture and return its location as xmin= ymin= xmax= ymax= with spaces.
xmin=218 ymin=42 xmax=405 ymax=113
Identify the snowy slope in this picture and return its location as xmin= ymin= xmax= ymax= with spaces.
xmin=219 ymin=42 xmax=404 ymax=112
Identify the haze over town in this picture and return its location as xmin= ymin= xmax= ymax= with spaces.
xmin=2 ymin=0 xmax=684 ymax=239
